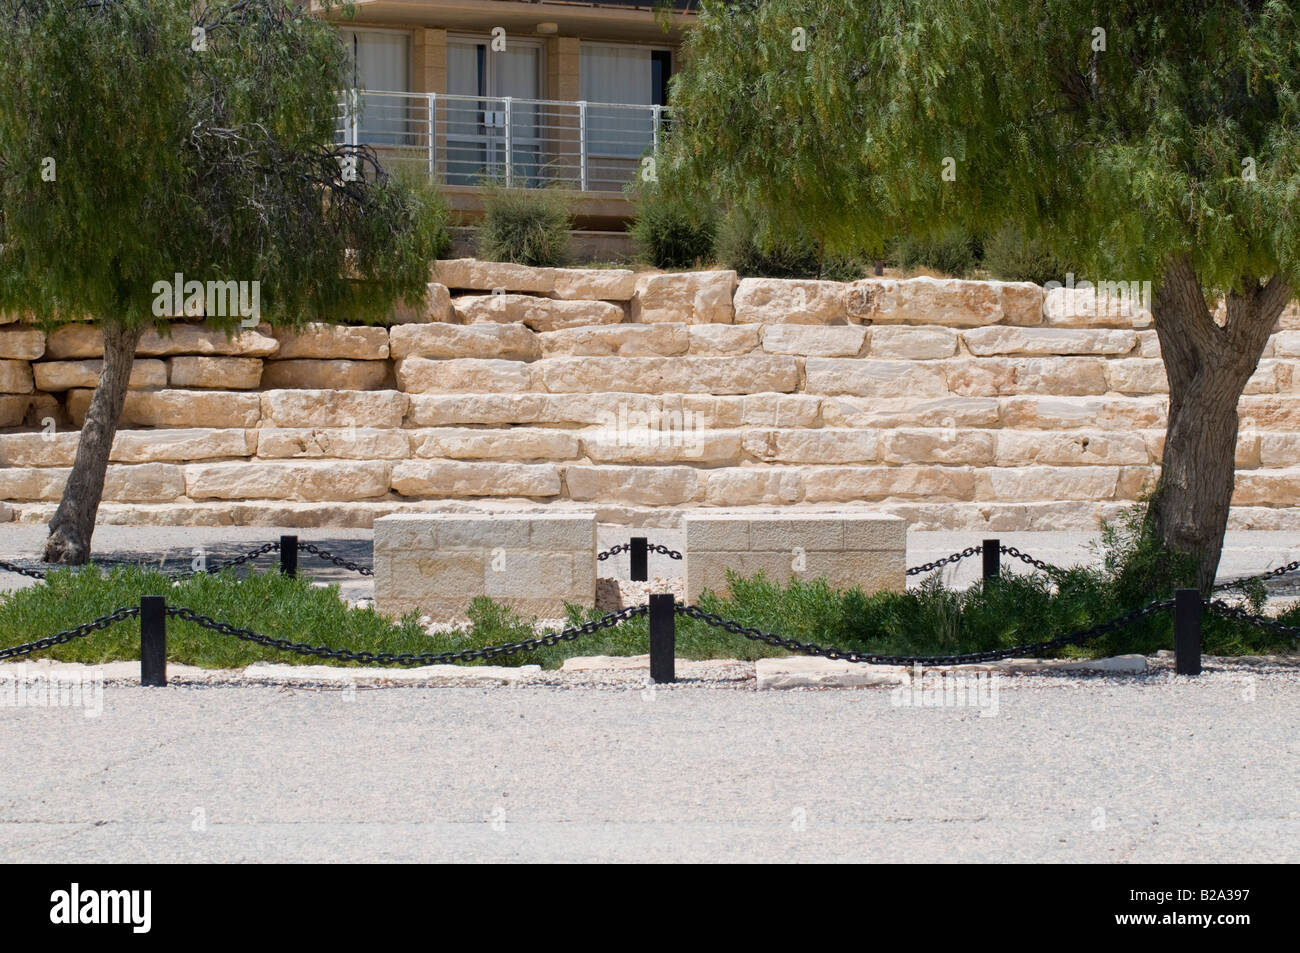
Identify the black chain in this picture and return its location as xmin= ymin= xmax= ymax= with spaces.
xmin=170 ymin=542 xmax=281 ymax=581
xmin=298 ymin=542 xmax=374 ymax=577
xmin=0 ymin=559 xmax=47 ymax=581
xmin=596 ymin=543 xmax=629 ymax=561
xmin=1204 ymin=600 xmax=1300 ymax=640
xmin=166 ymin=603 xmax=647 ymax=665
xmin=676 ymin=597 xmax=1175 ymax=666
xmin=597 ymin=542 xmax=683 ymax=561
xmin=999 ymin=544 xmax=1065 ymax=575
xmin=0 ymin=606 xmax=140 ymax=662
xmin=906 ymin=546 xmax=981 ymax=576
xmin=1213 ymin=558 xmax=1300 ymax=592
xmin=650 ymin=544 xmax=683 ymax=560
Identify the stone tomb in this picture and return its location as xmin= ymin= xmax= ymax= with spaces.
xmin=683 ymin=513 xmax=906 ymax=601
xmin=373 ymin=513 xmax=597 ymax=620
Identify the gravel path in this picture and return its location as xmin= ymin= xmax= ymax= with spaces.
xmin=1 ymin=669 xmax=1297 ymax=862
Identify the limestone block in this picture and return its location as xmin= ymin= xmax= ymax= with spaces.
xmin=256 ymin=428 xmax=411 ymax=460
xmin=539 ymin=325 xmax=685 ymax=358
xmin=762 ymin=325 xmax=867 ymax=357
xmin=702 ymin=468 xmax=805 ymax=505
xmin=67 ymin=389 xmax=262 ymax=428
xmin=820 ymin=396 xmax=999 ymax=429
xmin=804 ymin=359 xmax=948 ymax=397
xmin=454 ymin=294 xmax=623 ymax=331
xmin=185 ymin=461 xmax=391 ymax=501
xmin=390 ymin=461 xmax=560 ymax=498
xmin=0 ymin=432 xmax=81 ymax=467
xmin=1042 ymin=285 xmax=1153 ymax=328
xmin=259 ymin=389 xmax=407 ymax=428
xmin=631 ymin=271 xmax=737 ymax=324
xmin=406 ymin=393 xmax=660 ymax=428
xmin=536 ymin=356 xmax=798 ymax=395
xmin=1246 ymin=360 xmax=1290 ymax=395
xmin=845 ymin=277 xmax=1001 ymax=326
xmin=998 ymin=282 xmax=1047 ymax=326
xmin=410 ymin=427 xmax=579 ymax=461
xmin=0 ymin=360 xmax=34 ymax=394
xmin=373 ymin=513 xmax=596 ymax=619
xmin=944 ymin=357 xmax=1107 ymax=397
xmin=550 ymin=268 xmax=637 ymax=301
xmin=684 ymin=513 xmax=906 ymax=601
xmin=389 ymin=322 xmax=540 ymax=361
xmin=994 ymin=431 xmax=1151 ymax=467
xmin=974 ymin=466 xmax=1120 ymax=502
xmin=0 ymin=464 xmax=184 ymax=502
xmin=434 ymin=259 xmax=556 ymax=294
xmin=880 ymin=428 xmax=996 ymax=466
xmin=564 ymin=465 xmax=700 ymax=505
xmin=732 ymin=277 xmax=846 ymax=325
xmin=1136 ymin=330 xmax=1162 ymax=358
xmin=395 ymin=357 xmax=534 ymax=394
xmin=0 ymin=328 xmax=45 ymax=361
xmin=756 ymin=657 xmax=910 ymax=690
xmin=686 ymin=324 xmax=762 ymax=356
xmin=803 ymin=466 xmax=975 ymax=503
xmin=137 ymin=324 xmax=279 ymax=358
xmin=260 ymin=359 xmax=387 ymax=391
xmin=1271 ymin=331 xmax=1300 ymax=358
xmin=1238 ymin=396 xmax=1300 ymax=430
xmin=867 ymin=326 xmax=957 ymax=360
xmin=581 ymin=429 xmax=741 ymax=465
xmin=111 ymin=428 xmax=257 ymax=464
xmin=33 ymin=359 xmax=166 ymax=392
xmin=1105 ymin=359 xmax=1168 ymax=395
xmin=168 ymin=356 xmax=263 ymax=390
xmin=679 ymin=394 xmax=821 ymax=429
xmin=388 ymin=283 xmax=453 ymax=323
xmin=997 ymin=396 xmax=1167 ymax=431
xmin=741 ymin=429 xmax=879 ymax=465
xmin=273 ymin=324 xmax=390 ymax=360
xmin=962 ymin=326 xmax=1137 ymax=356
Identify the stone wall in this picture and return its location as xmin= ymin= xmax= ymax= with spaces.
xmin=2 ymin=259 xmax=1299 ymax=531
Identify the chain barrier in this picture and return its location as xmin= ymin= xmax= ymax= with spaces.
xmin=1213 ymin=558 xmax=1300 ymax=593
xmin=173 ymin=542 xmax=281 ymax=580
xmin=0 ymin=605 xmax=140 ymax=662
xmin=998 ymin=545 xmax=1066 ymax=575
xmin=0 ymin=559 xmax=47 ymax=581
xmin=677 ymin=597 xmax=1175 ymax=666
xmin=297 ymin=542 xmax=374 ymax=577
xmin=166 ymin=603 xmax=648 ymax=665
xmin=596 ymin=543 xmax=629 ymax=562
xmin=1204 ymin=599 xmax=1300 ymax=640
xmin=905 ymin=546 xmax=981 ymax=576
xmin=596 ymin=542 xmax=683 ymax=561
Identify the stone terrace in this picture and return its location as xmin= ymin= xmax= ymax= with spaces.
xmin=2 ymin=259 xmax=1299 ymax=531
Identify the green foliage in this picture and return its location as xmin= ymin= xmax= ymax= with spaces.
xmin=0 ymin=0 xmax=443 ymax=331
xmin=982 ymin=223 xmax=1073 ymax=285
xmin=716 ymin=208 xmax=867 ymax=279
xmin=628 ymin=185 xmax=718 ymax=269
xmin=476 ymin=185 xmax=572 ymax=267
xmin=668 ymin=0 xmax=1300 ymax=292
xmin=893 ymin=227 xmax=980 ymax=278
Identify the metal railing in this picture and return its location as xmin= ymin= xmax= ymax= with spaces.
xmin=337 ymin=89 xmax=666 ymax=193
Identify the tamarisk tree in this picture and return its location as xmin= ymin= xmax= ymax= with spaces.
xmin=665 ymin=0 xmax=1300 ymax=590
xmin=0 ymin=0 xmax=444 ymax=563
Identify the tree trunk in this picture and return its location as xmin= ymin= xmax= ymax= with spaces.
xmin=42 ymin=321 xmax=145 ymax=565
xmin=1151 ymin=256 xmax=1291 ymax=592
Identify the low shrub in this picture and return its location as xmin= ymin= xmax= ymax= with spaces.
xmin=982 ymin=222 xmax=1074 ymax=285
xmin=628 ymin=186 xmax=717 ymax=269
xmin=892 ymin=227 xmax=980 ymax=278
xmin=476 ymin=185 xmax=571 ymax=267
xmin=715 ymin=210 xmax=867 ymax=280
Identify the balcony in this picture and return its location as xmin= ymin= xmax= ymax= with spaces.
xmin=337 ymin=89 xmax=666 ymax=224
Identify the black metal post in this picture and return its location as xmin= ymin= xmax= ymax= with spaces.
xmin=982 ymin=539 xmax=1000 ymax=581
xmin=630 ymin=536 xmax=648 ymax=582
xmin=1174 ymin=588 xmax=1202 ymax=676
xmin=140 ymin=595 xmax=167 ymax=687
xmin=280 ymin=535 xmax=298 ymax=576
xmin=649 ymin=593 xmax=676 ymax=684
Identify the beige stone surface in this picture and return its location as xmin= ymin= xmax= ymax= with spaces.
xmin=756 ymin=657 xmax=910 ymax=690
xmin=168 ymin=356 xmax=263 ymax=390
xmin=434 ymin=259 xmax=556 ymax=294
xmin=803 ymin=466 xmax=975 ymax=502
xmin=994 ymin=430 xmax=1151 ymax=467
xmin=273 ymin=324 xmax=389 ymax=360
xmin=0 ymin=360 xmax=34 ymax=394
xmin=256 ymin=428 xmax=411 ymax=460
xmin=406 ymin=392 xmax=659 ymax=428
xmin=111 ymin=428 xmax=257 ymax=464
xmin=732 ymin=277 xmax=847 ymax=325
xmin=741 ymin=429 xmax=879 ymax=465
xmin=33 ymin=359 xmax=166 ymax=392
xmin=820 ymin=396 xmax=999 ymax=429
xmin=804 ymin=359 xmax=948 ymax=397
xmin=0 ymin=463 xmax=185 ymax=502
xmin=67 ymin=389 xmax=262 ymax=428
xmin=564 ymin=465 xmax=700 ymax=505
xmin=410 ymin=427 xmax=579 ymax=461
xmin=762 ymin=324 xmax=867 ymax=357
xmin=702 ymin=468 xmax=805 ymax=505
xmin=260 ymin=359 xmax=388 ymax=391
xmin=846 ymin=277 xmax=1001 ymax=326
xmin=259 ymin=389 xmax=408 ymax=428
xmin=138 ymin=324 xmax=280 ymax=358
xmin=373 ymin=512 xmax=596 ymax=618
xmin=880 ymin=428 xmax=996 ymax=466
xmin=631 ymin=271 xmax=737 ymax=324
xmin=395 ymin=357 xmax=534 ymax=394
xmin=389 ymin=283 xmax=453 ymax=323
xmin=867 ymin=326 xmax=957 ymax=360
xmin=0 ymin=328 xmax=45 ymax=361
xmin=1042 ymin=285 xmax=1152 ymax=328
xmin=684 ymin=513 xmax=906 ymax=601
xmin=185 ymin=461 xmax=391 ymax=501
xmin=686 ymin=324 xmax=762 ymax=356
xmin=962 ymin=326 xmax=1137 ymax=356
xmin=945 ymin=357 xmax=1108 ymax=397
xmin=390 ymin=460 xmax=560 ymax=498
xmin=390 ymin=322 xmax=540 ymax=361
xmin=539 ymin=325 xmax=685 ymax=358
xmin=1105 ymin=359 xmax=1168 ymax=395
xmin=454 ymin=294 xmax=623 ymax=331
xmin=974 ymin=465 xmax=1120 ymax=502
xmin=550 ymin=268 xmax=637 ymax=301
xmin=581 ymin=429 xmax=741 ymax=465
xmin=537 ymin=356 xmax=799 ymax=395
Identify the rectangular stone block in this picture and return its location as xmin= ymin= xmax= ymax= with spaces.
xmin=273 ymin=324 xmax=390 ymax=360
xmin=34 ymin=359 xmax=166 ymax=392
xmin=256 ymin=428 xmax=411 ymax=460
xmin=390 ymin=460 xmax=561 ymax=498
xmin=0 ymin=327 xmax=45 ymax=360
xmin=66 ymin=389 xmax=262 ymax=428
xmin=684 ymin=513 xmax=906 ymax=601
xmin=804 ymin=359 xmax=948 ymax=398
xmin=686 ymin=324 xmax=762 ymax=356
xmin=373 ymin=513 xmax=596 ymax=619
xmin=259 ymin=359 xmax=387 ymax=391
xmin=410 ymin=427 xmax=580 ymax=461
xmin=434 ymin=259 xmax=557 ymax=294
xmin=0 ymin=360 xmax=34 ymax=394
xmin=945 ymin=357 xmax=1107 ymax=397
xmin=733 ymin=278 xmax=847 ymax=325
xmin=564 ymin=465 xmax=700 ymax=505
xmin=185 ymin=461 xmax=391 ymax=501
xmin=539 ymin=325 xmax=685 ymax=358
xmin=395 ymin=357 xmax=534 ymax=394
xmin=962 ymin=326 xmax=1137 ymax=356
xmin=390 ymin=322 xmax=540 ymax=361
xmin=550 ymin=268 xmax=637 ymax=301
xmin=741 ymin=429 xmax=879 ymax=465
xmin=631 ymin=271 xmax=737 ymax=324
xmin=762 ymin=325 xmax=867 ymax=357
xmin=537 ymin=356 xmax=798 ymax=395
xmin=168 ymin=356 xmax=263 ymax=390
xmin=867 ymin=326 xmax=957 ymax=360
xmin=454 ymin=294 xmax=623 ymax=331
xmin=259 ymin=389 xmax=408 ymax=428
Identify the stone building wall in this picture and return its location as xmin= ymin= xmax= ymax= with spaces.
xmin=2 ymin=259 xmax=1299 ymax=531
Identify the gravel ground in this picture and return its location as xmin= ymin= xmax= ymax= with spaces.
xmin=1 ymin=667 xmax=1297 ymax=863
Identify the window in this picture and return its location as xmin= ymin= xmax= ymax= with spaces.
xmin=340 ymin=28 xmax=411 ymax=145
xmin=581 ymin=43 xmax=670 ymax=160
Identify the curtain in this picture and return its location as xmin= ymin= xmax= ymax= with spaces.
xmin=581 ymin=45 xmax=654 ymax=158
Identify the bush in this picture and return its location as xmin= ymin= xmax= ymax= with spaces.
xmin=982 ymin=223 xmax=1073 ymax=285
xmin=715 ymin=209 xmax=866 ymax=279
xmin=628 ymin=187 xmax=717 ymax=269
xmin=893 ymin=227 xmax=979 ymax=278
xmin=476 ymin=185 xmax=571 ymax=267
